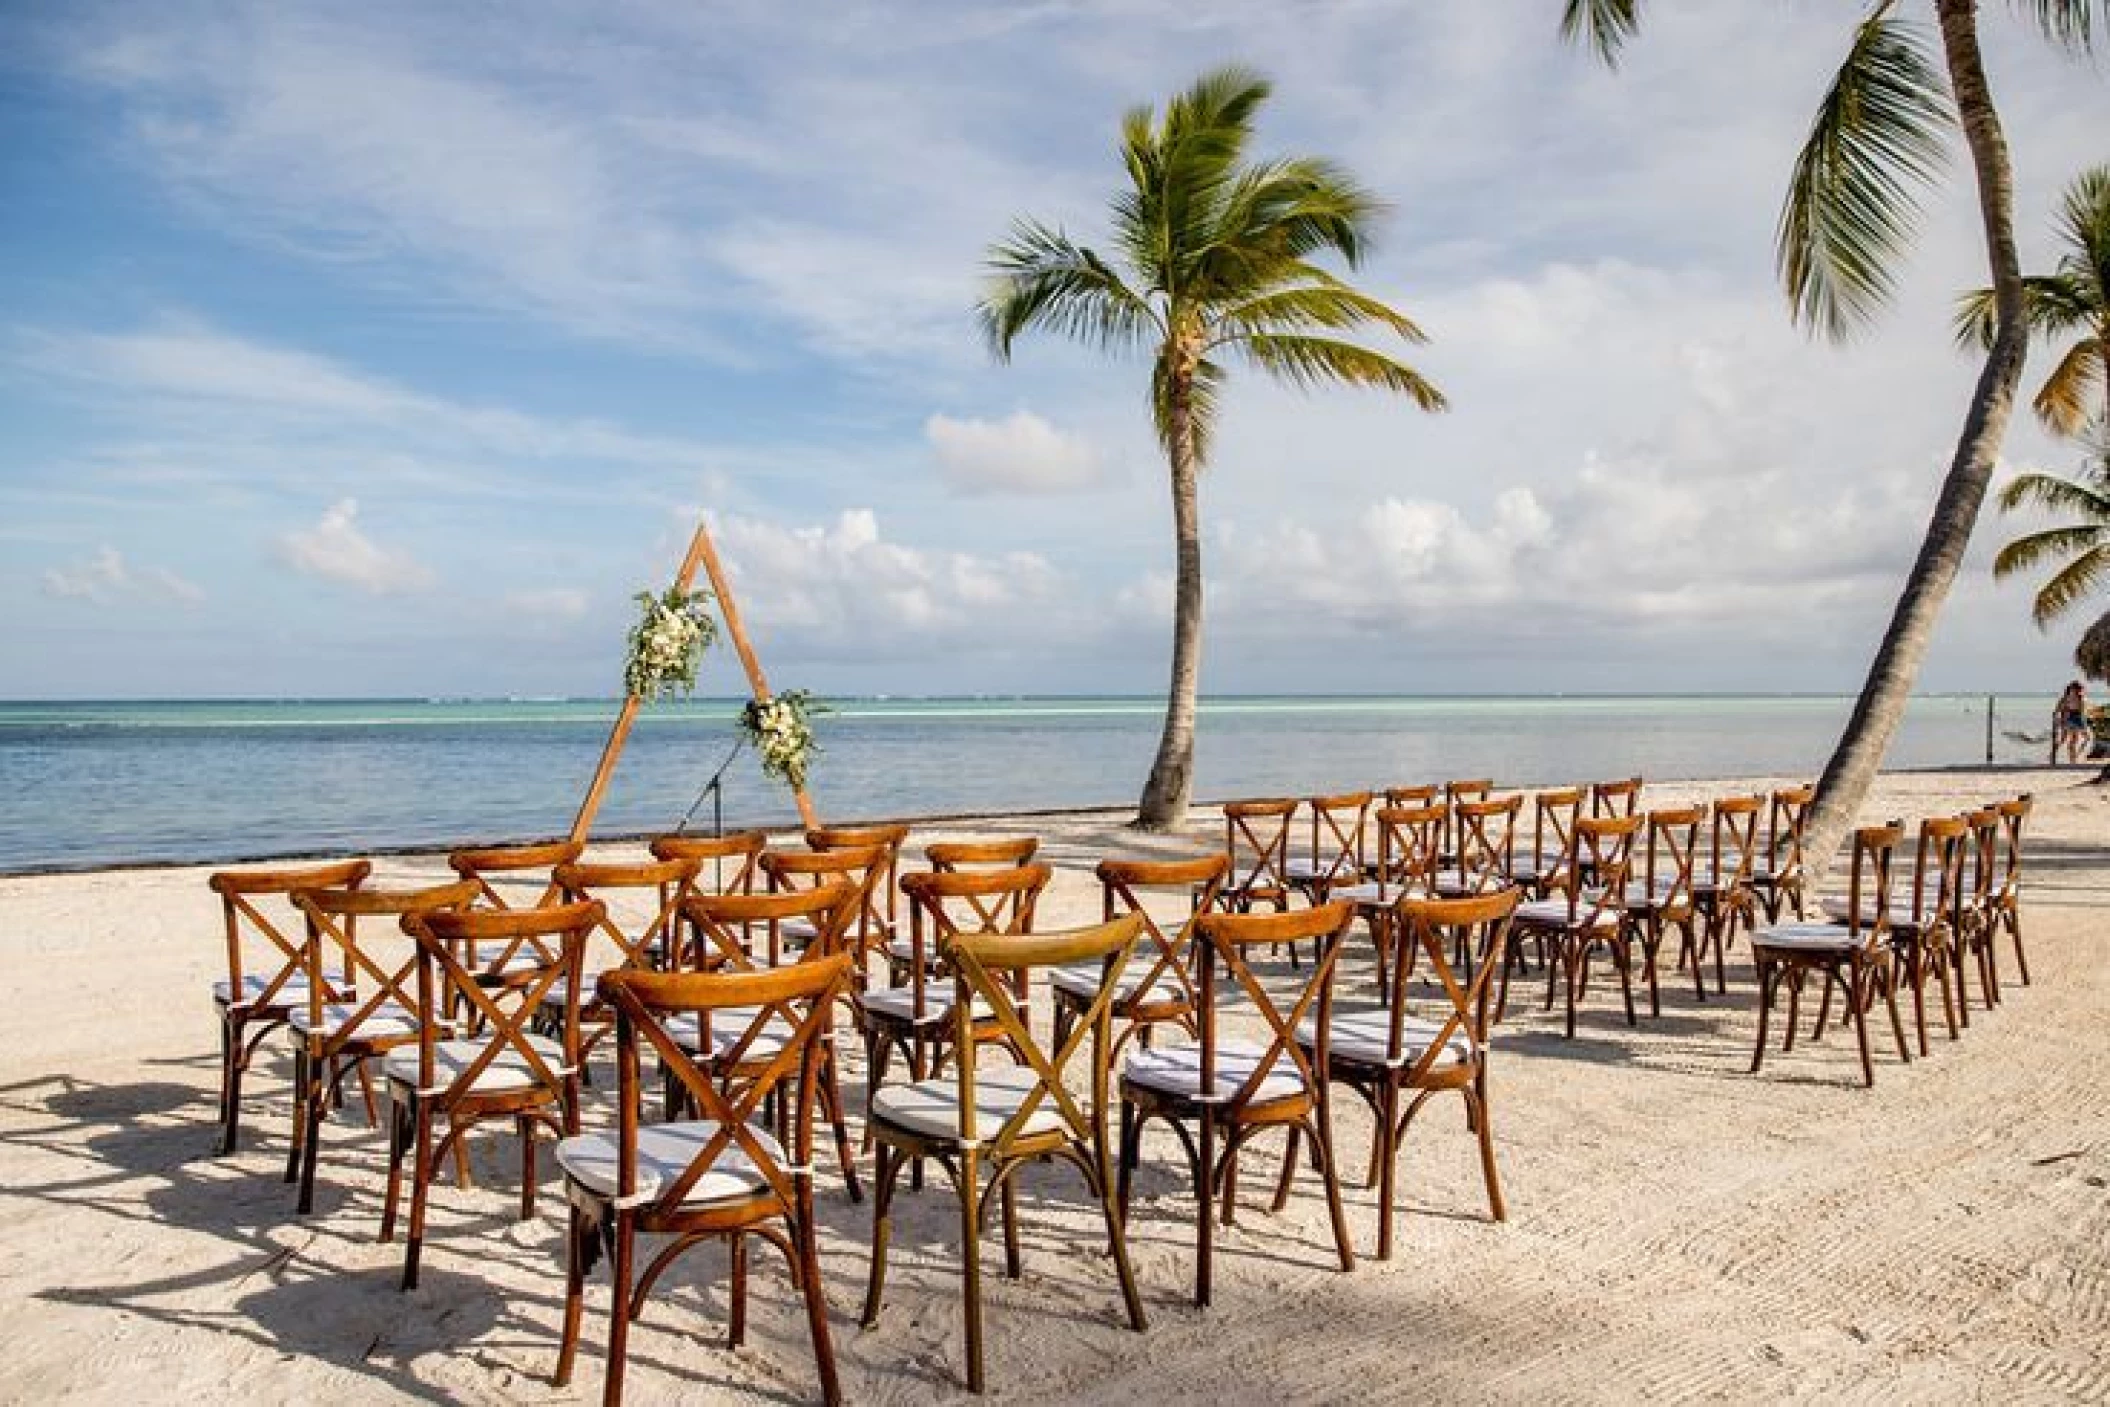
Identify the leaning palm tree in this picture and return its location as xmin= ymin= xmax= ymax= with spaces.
xmin=1993 ymin=440 xmax=2110 ymax=626
xmin=1956 ymin=163 xmax=2110 ymax=440
xmin=1562 ymin=0 xmax=2106 ymax=874
xmin=980 ymin=65 xmax=1444 ymax=829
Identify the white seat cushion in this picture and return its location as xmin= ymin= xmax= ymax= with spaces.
xmin=1048 ymin=961 xmax=1186 ymax=1005
xmin=1333 ymin=880 xmax=1423 ymax=907
xmin=1750 ymin=921 xmax=1860 ymax=952
xmin=1432 ymin=867 xmax=1506 ymax=896
xmin=287 ymin=1001 xmax=419 ymax=1042
xmin=1820 ymin=897 xmax=1932 ymax=930
xmin=1296 ymin=1008 xmax=1474 ymax=1069
xmin=857 ymin=984 xmax=997 ymax=1027
xmin=558 ymin=1119 xmax=787 ymax=1209
xmin=666 ymin=1007 xmax=800 ymax=1060
xmin=870 ymin=1066 xmax=1065 ymax=1145
xmin=213 ymin=973 xmax=325 ymax=1007
xmin=779 ymin=917 xmax=822 ymax=948
xmin=384 ymin=1033 xmax=571 ymax=1095
xmin=1514 ymin=897 xmax=1619 ymax=929
xmin=1285 ymin=857 xmax=1355 ymax=883
xmin=1123 ymin=1039 xmax=1307 ymax=1105
xmin=883 ymin=935 xmax=948 ymax=966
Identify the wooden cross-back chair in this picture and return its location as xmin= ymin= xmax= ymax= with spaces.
xmin=1750 ymin=784 xmax=1815 ymax=921
xmin=1439 ymin=794 xmax=1521 ymax=896
xmin=862 ymin=914 xmax=1148 ymax=1394
xmin=1302 ymin=889 xmax=1519 ymax=1259
xmin=209 ymin=858 xmax=371 ymax=1155
xmin=1220 ymin=798 xmax=1297 ymax=913
xmin=807 ymin=820 xmax=911 ymax=943
xmin=1688 ymin=793 xmax=1763 ymax=999
xmin=925 ymin=837 xmax=1039 ymax=872
xmin=1749 ymin=823 xmax=1908 ymax=1087
xmin=1501 ymin=814 xmax=1642 ymax=1037
xmin=674 ymin=883 xmax=863 ymax=1202
xmin=857 ymin=863 xmax=1053 ymax=1137
xmin=1956 ymin=805 xmax=2005 ymax=1017
xmin=284 ymin=876 xmax=480 ymax=1214
xmin=1589 ymin=776 xmax=1643 ymax=818
xmin=553 ymin=954 xmax=852 ymax=1407
xmin=447 ymin=839 xmax=585 ymax=980
xmin=760 ymin=841 xmax=889 ymax=987
xmin=547 ymin=856 xmax=699 ymax=1063
xmin=1989 ymin=794 xmax=2032 ymax=990
xmin=1119 ymin=900 xmax=1359 ymax=1308
xmin=1438 ymin=778 xmax=1494 ymax=864
xmin=1286 ymin=790 xmax=1371 ymax=903
xmin=1382 ymin=783 xmax=1438 ymax=811
xmin=1825 ymin=814 xmax=1969 ymax=1056
xmin=385 ymin=899 xmax=600 ymax=1290
xmin=1336 ymin=802 xmax=1446 ymax=986
xmin=1507 ymin=786 xmax=1582 ymax=896
xmin=1622 ymin=806 xmax=1702 ymax=1019
xmin=650 ymin=829 xmax=766 ymax=901
xmin=1051 ymin=854 xmax=1229 ymax=1062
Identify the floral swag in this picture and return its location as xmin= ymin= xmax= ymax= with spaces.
xmin=741 ymin=690 xmax=825 ymax=792
xmin=623 ymin=587 xmax=718 ymax=701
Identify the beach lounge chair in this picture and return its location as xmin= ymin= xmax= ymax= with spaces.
xmin=385 ymin=899 xmax=599 ymax=1289
xmin=1749 ymin=822 xmax=1908 ymax=1087
xmin=208 ymin=858 xmax=372 ymax=1155
xmin=553 ymin=954 xmax=852 ymax=1407
xmin=1301 ymin=889 xmax=1517 ymax=1258
xmin=862 ymin=914 xmax=1148 ymax=1393
xmin=1119 ymin=900 xmax=1359 ymax=1307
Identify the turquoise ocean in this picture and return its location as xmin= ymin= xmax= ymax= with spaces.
xmin=0 ymin=694 xmax=2051 ymax=874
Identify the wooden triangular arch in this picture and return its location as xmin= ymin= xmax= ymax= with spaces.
xmin=569 ymin=517 xmax=820 ymax=844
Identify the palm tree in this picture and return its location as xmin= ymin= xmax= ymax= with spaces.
xmin=1993 ymin=439 xmax=2110 ymax=625
xmin=1561 ymin=0 xmax=2106 ymax=874
xmin=980 ymin=66 xmax=1444 ymax=829
xmin=1956 ymin=164 xmax=2110 ymax=441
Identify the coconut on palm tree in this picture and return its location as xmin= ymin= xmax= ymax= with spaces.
xmin=1993 ymin=438 xmax=2110 ymax=625
xmin=1956 ymin=164 xmax=2110 ymax=441
xmin=1561 ymin=0 xmax=2106 ymax=874
xmin=979 ymin=65 xmax=1444 ymax=829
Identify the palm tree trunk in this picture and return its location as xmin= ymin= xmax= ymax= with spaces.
xmin=1800 ymin=0 xmax=2029 ymax=875
xmin=1137 ymin=375 xmax=1204 ymax=830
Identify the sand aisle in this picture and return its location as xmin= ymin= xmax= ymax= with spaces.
xmin=0 ymin=768 xmax=2105 ymax=1403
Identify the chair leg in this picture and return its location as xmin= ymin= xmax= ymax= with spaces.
xmin=1094 ymin=1137 xmax=1148 ymax=1333
xmin=1195 ymin=1112 xmax=1216 ymax=1309
xmin=999 ymin=1171 xmax=1022 ymax=1280
xmin=297 ymin=1078 xmax=326 ymax=1214
xmin=520 ymin=1113 xmax=539 ymax=1221
xmin=822 ymin=1058 xmax=862 ymax=1203
xmin=1783 ymin=970 xmax=1803 ymax=1054
xmin=603 ymin=1214 xmax=633 ymax=1407
xmin=2007 ymin=909 xmax=2031 ymax=986
xmin=403 ymin=1104 xmax=435 ymax=1291
xmin=958 ymin=1149 xmax=986 ymax=1395
xmin=381 ymin=1096 xmax=408 ymax=1243
xmin=728 ymin=1233 xmax=748 ymax=1348
xmin=1907 ymin=947 xmax=1930 ymax=1057
xmin=1312 ymin=1098 xmax=1355 ymax=1274
xmin=1472 ymin=1075 xmax=1505 ymax=1222
xmin=796 ymin=1192 xmax=844 ymax=1407
xmin=860 ymin=1143 xmax=902 ymax=1328
xmin=284 ymin=1049 xmax=309 ymax=1185
xmin=1271 ymin=1127 xmax=1301 ymax=1214
xmin=218 ymin=1015 xmax=242 ymax=1156
xmin=1850 ymin=973 xmax=1876 ymax=1088
xmin=1375 ymin=1081 xmax=1400 ymax=1260
xmin=1881 ymin=965 xmax=1912 ymax=1065
xmin=1116 ymin=1100 xmax=1139 ymax=1221
xmin=554 ymin=1203 xmax=587 ymax=1387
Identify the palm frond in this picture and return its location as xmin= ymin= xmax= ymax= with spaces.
xmin=1778 ymin=12 xmax=1953 ymax=342
xmin=1560 ymin=0 xmax=1643 ymax=68
xmin=979 ymin=219 xmax=1160 ymax=359
xmin=1210 ymin=279 xmax=1429 ymax=346
xmin=1952 ymin=272 xmax=2098 ymax=349
xmin=1995 ymin=466 xmax=2110 ymax=517
xmin=2029 ymin=543 xmax=2110 ymax=625
xmin=2009 ymin=0 xmax=2105 ymax=53
xmin=1236 ymin=335 xmax=1447 ymax=411
xmin=1151 ymin=353 xmax=1227 ymax=464
xmin=2034 ymin=338 xmax=2106 ymax=437
xmin=1992 ymin=522 xmax=2104 ymax=582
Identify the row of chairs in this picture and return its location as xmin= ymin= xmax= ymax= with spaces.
xmin=205 ymin=827 xmax=1518 ymax=1401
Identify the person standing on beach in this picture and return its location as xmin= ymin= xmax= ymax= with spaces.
xmin=2055 ymin=680 xmax=2088 ymax=764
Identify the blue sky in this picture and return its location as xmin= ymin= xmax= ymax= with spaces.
xmin=1 ymin=2 xmax=2104 ymax=699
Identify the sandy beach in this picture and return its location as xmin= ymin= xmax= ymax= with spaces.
xmin=2 ymin=765 xmax=2105 ymax=1404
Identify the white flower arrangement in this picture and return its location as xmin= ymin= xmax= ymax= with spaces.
xmin=623 ymin=587 xmax=718 ymax=701
xmin=740 ymin=689 xmax=825 ymax=791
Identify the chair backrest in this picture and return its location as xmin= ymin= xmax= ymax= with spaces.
xmin=1384 ymin=890 xmax=1519 ymax=1079
xmin=650 ymin=830 xmax=767 ymax=898
xmin=210 ymin=859 xmax=373 ymax=1009
xmin=1763 ymin=784 xmax=1815 ymax=877
xmin=807 ymin=822 xmax=910 ymax=937
xmin=1589 ymin=777 xmax=1643 ymax=818
xmin=1961 ymin=805 xmax=2002 ymax=916
xmin=1222 ymin=798 xmax=1297 ymax=901
xmin=1452 ymin=794 xmax=1522 ymax=890
xmin=598 ymin=954 xmax=853 ymax=1212
xmin=1707 ymin=794 xmax=1764 ymax=889
xmin=1638 ymin=806 xmax=1702 ymax=913
xmin=1095 ymin=853 xmax=1228 ymax=1025
xmin=762 ymin=842 xmax=890 ymax=972
xmin=1192 ymin=901 xmax=1357 ymax=1113
xmin=897 ymin=862 xmax=1053 ymax=1024
xmin=554 ymin=855 xmax=700 ymax=976
xmin=925 ymin=837 xmax=1040 ymax=872
xmin=447 ymin=839 xmax=585 ymax=910
xmin=1383 ymin=784 xmax=1439 ymax=809
xmin=1303 ymin=791 xmax=1372 ymax=881
xmin=1994 ymin=793 xmax=2031 ymax=903
xmin=946 ymin=914 xmax=1145 ymax=1154
xmin=400 ymin=899 xmax=602 ymax=1100
xmin=1373 ymin=803 xmax=1446 ymax=889
xmin=1837 ymin=823 xmax=1903 ymax=949
xmin=1904 ymin=815 xmax=1970 ymax=930
xmin=1553 ymin=814 xmax=1641 ymax=926
xmin=681 ymin=881 xmax=858 ymax=975
xmin=291 ymin=877 xmax=482 ymax=1048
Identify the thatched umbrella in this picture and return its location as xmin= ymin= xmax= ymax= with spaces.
xmin=2077 ymin=610 xmax=2110 ymax=684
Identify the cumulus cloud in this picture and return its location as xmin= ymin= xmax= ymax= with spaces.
xmin=926 ymin=410 xmax=1106 ymax=496
xmin=278 ymin=499 xmax=436 ymax=595
xmin=41 ymin=545 xmax=204 ymax=605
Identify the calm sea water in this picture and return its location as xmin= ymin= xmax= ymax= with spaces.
xmin=0 ymin=694 xmax=2049 ymax=874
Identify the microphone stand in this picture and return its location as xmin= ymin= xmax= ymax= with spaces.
xmin=672 ymin=737 xmax=747 ymax=890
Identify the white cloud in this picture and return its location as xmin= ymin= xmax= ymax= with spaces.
xmin=41 ymin=545 xmax=205 ymax=606
xmin=504 ymin=587 xmax=590 ymax=620
xmin=926 ymin=410 xmax=1104 ymax=495
xmin=278 ymin=499 xmax=435 ymax=595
